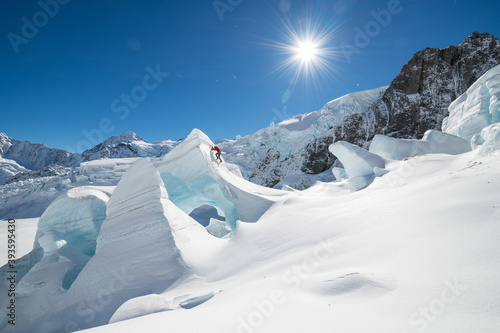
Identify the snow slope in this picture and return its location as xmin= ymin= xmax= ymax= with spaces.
xmin=1 ymin=126 xmax=499 ymax=333
xmin=76 ymin=144 xmax=500 ymax=333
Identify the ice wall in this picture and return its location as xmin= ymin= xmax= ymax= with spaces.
xmin=54 ymin=159 xmax=189 ymax=330
xmin=443 ymin=64 xmax=500 ymax=141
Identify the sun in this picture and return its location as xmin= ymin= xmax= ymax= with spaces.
xmin=258 ymin=11 xmax=341 ymax=88
xmin=294 ymin=40 xmax=320 ymax=64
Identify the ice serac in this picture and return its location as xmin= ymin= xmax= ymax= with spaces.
xmin=369 ymin=130 xmax=471 ymax=160
xmin=443 ymin=64 xmax=500 ymax=142
xmin=157 ymin=129 xmax=282 ymax=233
xmin=50 ymin=159 xmax=190 ymax=330
xmin=0 ymin=186 xmax=111 ymax=333
xmin=329 ymin=141 xmax=387 ymax=191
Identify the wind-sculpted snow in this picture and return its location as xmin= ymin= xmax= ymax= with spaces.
xmin=157 ymin=129 xmax=283 ymax=233
xmin=369 ymin=130 xmax=471 ymax=160
xmin=329 ymin=141 xmax=388 ymax=191
xmin=443 ymin=64 xmax=500 ymax=141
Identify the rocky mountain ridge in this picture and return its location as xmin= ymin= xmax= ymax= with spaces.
xmin=221 ymin=31 xmax=500 ymax=187
xmin=0 ymin=133 xmax=82 ymax=170
xmin=373 ymin=31 xmax=500 ymax=139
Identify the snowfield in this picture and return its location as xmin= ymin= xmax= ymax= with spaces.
xmin=1 ymin=128 xmax=499 ymax=333
xmin=84 ymin=150 xmax=500 ymax=333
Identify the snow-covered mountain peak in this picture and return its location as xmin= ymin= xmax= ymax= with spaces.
xmin=111 ymin=131 xmax=144 ymax=143
xmin=0 ymin=133 xmax=82 ymax=170
xmin=81 ymin=131 xmax=179 ymax=161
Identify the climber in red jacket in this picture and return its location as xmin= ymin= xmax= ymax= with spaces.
xmin=211 ymin=144 xmax=222 ymax=163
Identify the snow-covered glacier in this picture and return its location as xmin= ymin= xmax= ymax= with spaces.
xmin=0 ymin=129 xmax=289 ymax=332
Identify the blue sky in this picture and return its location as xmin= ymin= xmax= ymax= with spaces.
xmin=1 ymin=0 xmax=499 ymax=152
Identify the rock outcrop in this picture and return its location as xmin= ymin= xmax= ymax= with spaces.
xmin=373 ymin=32 xmax=500 ymax=139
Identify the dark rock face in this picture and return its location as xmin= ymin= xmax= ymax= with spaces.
xmin=374 ymin=32 xmax=500 ymax=139
xmin=335 ymin=112 xmax=377 ymax=147
xmin=251 ymin=148 xmax=283 ymax=188
xmin=301 ymin=137 xmax=335 ymax=174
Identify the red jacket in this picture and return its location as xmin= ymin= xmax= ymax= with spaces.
xmin=212 ymin=146 xmax=221 ymax=153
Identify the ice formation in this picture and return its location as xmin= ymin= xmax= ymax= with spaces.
xmin=369 ymin=130 xmax=471 ymax=160
xmin=0 ymin=186 xmax=112 ymax=332
xmin=329 ymin=141 xmax=387 ymax=191
xmin=476 ymin=123 xmax=500 ymax=156
xmin=0 ymin=159 xmax=216 ymax=332
xmin=442 ymin=64 xmax=500 ymax=141
xmin=332 ymin=167 xmax=347 ymax=180
xmin=156 ymin=129 xmax=282 ymax=232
